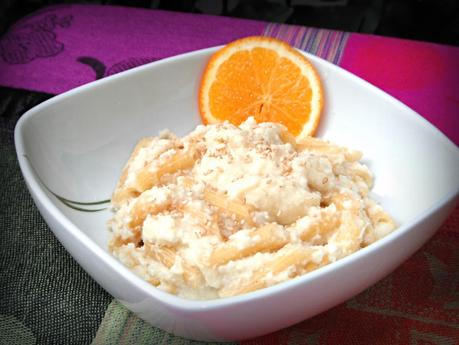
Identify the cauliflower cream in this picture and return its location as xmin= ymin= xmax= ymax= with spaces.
xmin=109 ymin=118 xmax=396 ymax=300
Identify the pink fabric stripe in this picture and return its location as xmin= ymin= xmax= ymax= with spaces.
xmin=340 ymin=33 xmax=459 ymax=145
xmin=0 ymin=5 xmax=264 ymax=94
xmin=263 ymin=23 xmax=349 ymax=64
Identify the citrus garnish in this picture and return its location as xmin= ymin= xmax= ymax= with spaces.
xmin=199 ymin=36 xmax=323 ymax=138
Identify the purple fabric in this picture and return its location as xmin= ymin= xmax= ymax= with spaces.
xmin=341 ymin=34 xmax=459 ymax=145
xmin=0 ymin=5 xmax=264 ymax=94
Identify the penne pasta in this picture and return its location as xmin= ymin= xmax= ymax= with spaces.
xmin=148 ymin=246 xmax=176 ymax=268
xmin=298 ymin=210 xmax=340 ymax=245
xmin=209 ymin=223 xmax=287 ymax=266
xmin=278 ymin=127 xmax=298 ymax=147
xmin=133 ymin=149 xmax=197 ymax=193
xmin=220 ymin=246 xmax=329 ymax=297
xmin=129 ymin=195 xmax=171 ymax=230
xmin=297 ymin=136 xmax=362 ymax=162
xmin=181 ymin=204 xmax=222 ymax=239
xmin=182 ymin=262 xmax=205 ymax=289
xmin=112 ymin=137 xmax=155 ymax=207
xmin=333 ymin=211 xmax=363 ymax=256
xmin=203 ymin=189 xmax=255 ymax=226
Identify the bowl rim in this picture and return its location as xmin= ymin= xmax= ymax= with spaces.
xmin=14 ymin=45 xmax=459 ymax=312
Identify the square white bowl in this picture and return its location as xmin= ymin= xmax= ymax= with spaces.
xmin=15 ymin=47 xmax=459 ymax=341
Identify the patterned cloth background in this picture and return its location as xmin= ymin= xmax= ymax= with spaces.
xmin=0 ymin=4 xmax=458 ymax=344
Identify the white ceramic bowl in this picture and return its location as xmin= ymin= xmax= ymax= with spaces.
xmin=15 ymin=47 xmax=459 ymax=341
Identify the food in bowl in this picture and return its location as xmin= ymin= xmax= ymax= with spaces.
xmin=108 ymin=118 xmax=396 ymax=300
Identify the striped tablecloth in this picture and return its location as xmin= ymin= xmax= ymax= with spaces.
xmin=0 ymin=4 xmax=457 ymax=344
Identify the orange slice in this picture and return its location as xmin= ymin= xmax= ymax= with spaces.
xmin=199 ymin=36 xmax=323 ymax=138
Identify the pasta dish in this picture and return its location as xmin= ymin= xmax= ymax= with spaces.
xmin=108 ymin=118 xmax=396 ymax=300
